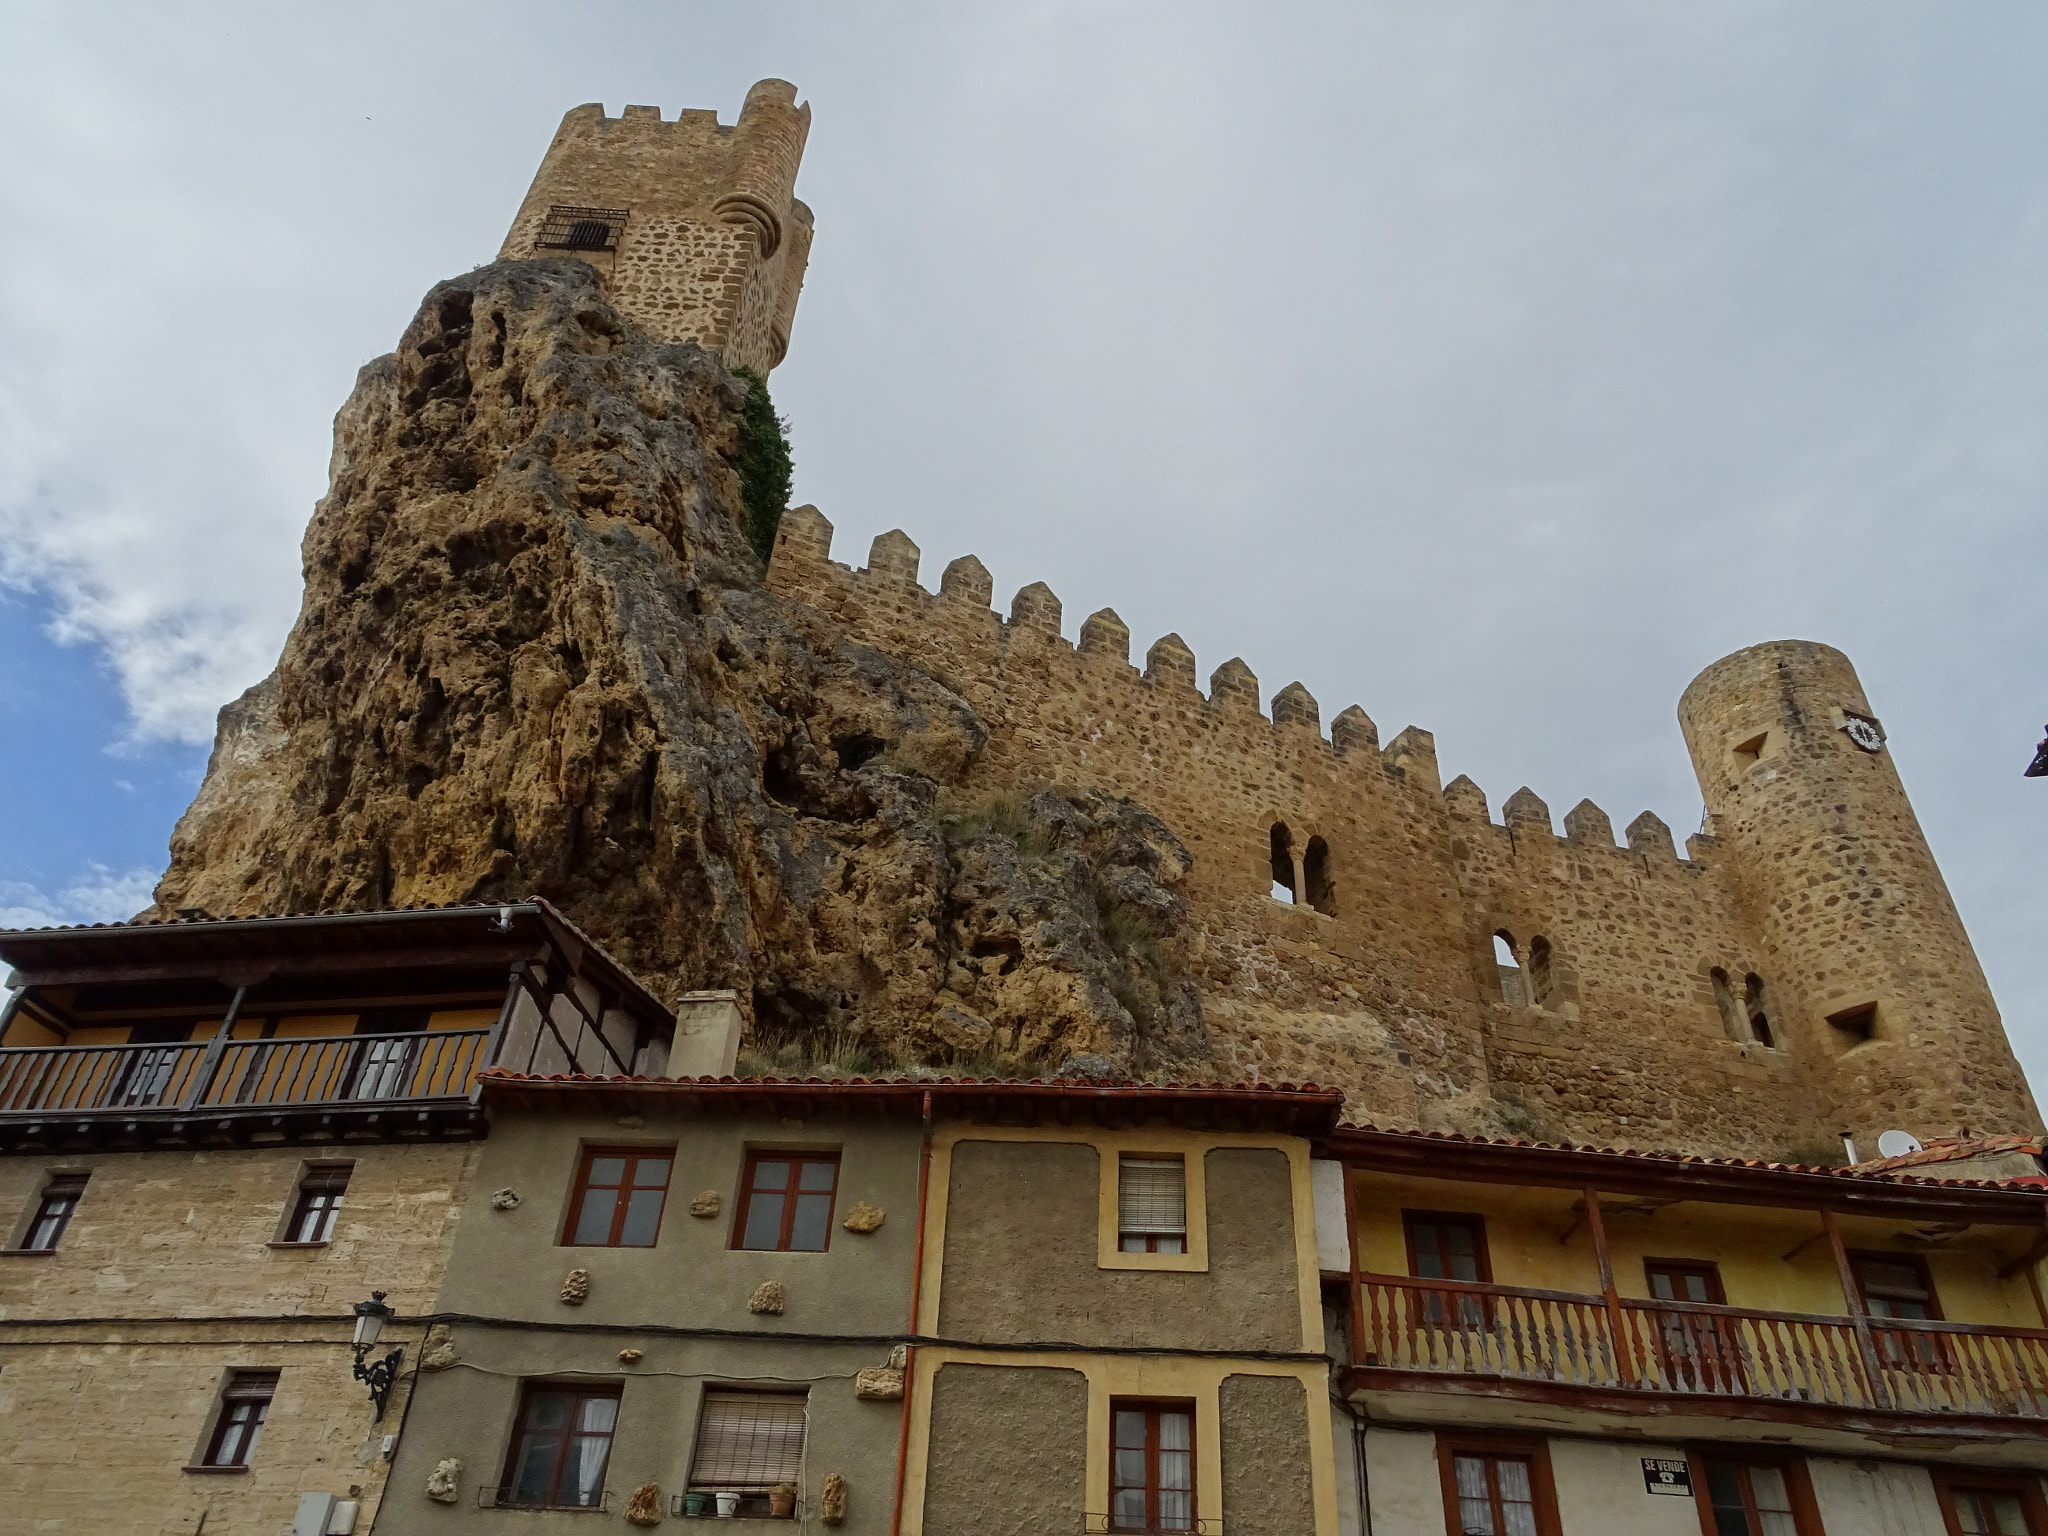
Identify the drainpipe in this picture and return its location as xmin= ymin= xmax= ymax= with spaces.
xmin=890 ymin=1089 xmax=934 ymax=1536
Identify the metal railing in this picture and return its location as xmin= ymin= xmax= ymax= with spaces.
xmin=0 ymin=1030 xmax=490 ymax=1115
xmin=1355 ymin=1274 xmax=2048 ymax=1419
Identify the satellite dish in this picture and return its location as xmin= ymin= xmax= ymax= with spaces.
xmin=1877 ymin=1129 xmax=1924 ymax=1159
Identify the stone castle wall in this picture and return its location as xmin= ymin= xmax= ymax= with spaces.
xmin=767 ymin=508 xmax=2037 ymax=1157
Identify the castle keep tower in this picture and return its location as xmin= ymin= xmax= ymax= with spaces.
xmin=1679 ymin=640 xmax=2039 ymax=1143
xmin=498 ymin=78 xmax=812 ymax=373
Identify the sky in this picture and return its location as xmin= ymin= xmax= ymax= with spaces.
xmin=3 ymin=2 xmax=2046 ymax=1087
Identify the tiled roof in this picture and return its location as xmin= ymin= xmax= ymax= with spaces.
xmin=1852 ymin=1134 xmax=2046 ymax=1176
xmin=0 ymin=896 xmax=541 ymax=937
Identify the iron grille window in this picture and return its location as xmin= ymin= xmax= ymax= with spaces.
xmin=734 ymin=1154 xmax=839 ymax=1252
xmin=564 ymin=1147 xmax=673 ymax=1248
xmin=502 ymin=1383 xmax=621 ymax=1509
xmin=22 ymin=1173 xmax=88 ymax=1252
xmin=688 ymin=1391 xmax=807 ymax=1514
xmin=284 ymin=1165 xmax=351 ymax=1244
xmin=537 ymin=206 xmax=628 ymax=253
xmin=203 ymin=1369 xmax=279 ymax=1467
xmin=1118 ymin=1156 xmax=1186 ymax=1253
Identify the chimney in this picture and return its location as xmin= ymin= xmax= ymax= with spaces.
xmin=671 ymin=991 xmax=744 ymax=1078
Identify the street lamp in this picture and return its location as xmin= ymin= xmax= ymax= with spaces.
xmin=351 ymin=1292 xmax=405 ymax=1420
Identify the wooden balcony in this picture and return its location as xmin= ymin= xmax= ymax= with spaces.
xmin=1349 ymin=1273 xmax=2048 ymax=1429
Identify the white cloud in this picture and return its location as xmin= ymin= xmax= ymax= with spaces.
xmin=0 ymin=865 xmax=158 ymax=931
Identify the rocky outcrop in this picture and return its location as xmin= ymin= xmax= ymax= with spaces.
xmin=151 ymin=259 xmax=1205 ymax=1073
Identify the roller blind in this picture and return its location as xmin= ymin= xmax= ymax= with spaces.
xmin=1119 ymin=1156 xmax=1186 ymax=1236
xmin=688 ymin=1392 xmax=807 ymax=1489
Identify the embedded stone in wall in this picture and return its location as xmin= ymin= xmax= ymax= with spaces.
xmin=842 ymin=1200 xmax=885 ymax=1233
xmin=1564 ymin=798 xmax=1615 ymax=847
xmin=490 ymin=1187 xmax=521 ymax=1210
xmin=624 ymin=1483 xmax=663 ymax=1527
xmin=855 ymin=1366 xmax=905 ymax=1400
xmin=419 ymin=1325 xmax=458 ymax=1372
xmin=690 ymin=1191 xmax=721 ymax=1218
xmin=1270 ymin=682 xmax=1319 ymax=732
xmin=426 ymin=1459 xmax=462 ymax=1503
xmin=749 ymin=1280 xmax=787 ymax=1314
xmin=820 ymin=1472 xmax=848 ymax=1525
xmin=560 ymin=1268 xmax=592 ymax=1305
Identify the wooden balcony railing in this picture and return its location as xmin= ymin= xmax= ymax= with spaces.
xmin=0 ymin=1030 xmax=491 ymax=1116
xmin=1355 ymin=1274 xmax=2048 ymax=1420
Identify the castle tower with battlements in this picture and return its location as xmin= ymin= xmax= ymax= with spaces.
xmin=498 ymin=78 xmax=813 ymax=373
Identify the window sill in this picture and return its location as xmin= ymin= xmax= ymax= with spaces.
xmin=265 ymin=1240 xmax=330 ymax=1250
xmin=0 ymin=1248 xmax=58 ymax=1257
xmin=181 ymin=1464 xmax=251 ymax=1475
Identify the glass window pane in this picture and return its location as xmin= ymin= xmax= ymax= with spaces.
xmin=1706 ymin=1461 xmax=1744 ymax=1508
xmin=753 ymin=1159 xmax=791 ymax=1191
xmin=620 ymin=1189 xmax=664 ymax=1247
xmin=1459 ymin=1495 xmax=1498 ymax=1535
xmin=1503 ymin=1500 xmax=1538 ymax=1536
xmin=632 ymin=1158 xmax=670 ymax=1188
xmin=1112 ymin=1487 xmax=1148 ymax=1528
xmin=1158 ymin=1488 xmax=1193 ymax=1530
xmin=528 ymin=1391 xmax=571 ymax=1430
xmin=577 ymin=1396 xmax=619 ymax=1433
xmin=1992 ymin=1494 xmax=2028 ymax=1535
xmin=513 ymin=1435 xmax=558 ymax=1499
xmin=1120 ymin=1234 xmax=1146 ymax=1252
xmin=742 ymin=1191 xmax=786 ymax=1249
xmin=1455 ymin=1456 xmax=1491 ymax=1500
xmin=798 ymin=1159 xmax=836 ymax=1192
xmin=1159 ymin=1450 xmax=1191 ymax=1491
xmin=790 ymin=1191 xmax=833 ymax=1250
xmin=573 ymin=1188 xmax=619 ymax=1245
xmin=587 ymin=1157 xmax=626 ymax=1188
xmin=1114 ymin=1410 xmax=1147 ymax=1447
xmin=1495 ymin=1459 xmax=1531 ymax=1502
xmin=567 ymin=1432 xmax=611 ymax=1503
xmin=1649 ymin=1271 xmax=1676 ymax=1300
xmin=1750 ymin=1466 xmax=1791 ymax=1513
xmin=1159 ymin=1411 xmax=1191 ymax=1451
xmin=1759 ymin=1515 xmax=1799 ymax=1536
xmin=1114 ymin=1448 xmax=1147 ymax=1486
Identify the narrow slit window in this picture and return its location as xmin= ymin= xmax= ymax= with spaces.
xmin=688 ymin=1391 xmax=807 ymax=1516
xmin=1527 ymin=937 xmax=1554 ymax=1007
xmin=1732 ymin=732 xmax=1770 ymax=768
xmin=1744 ymin=973 xmax=1774 ymax=1048
xmin=284 ymin=1164 xmax=351 ymax=1244
xmin=734 ymin=1153 xmax=839 ymax=1252
xmin=1493 ymin=933 xmax=1524 ymax=1007
xmin=565 ymin=1147 xmax=674 ymax=1248
xmin=1303 ymin=835 xmax=1336 ymax=916
xmin=1827 ymin=1002 xmax=1878 ymax=1046
xmin=21 ymin=1173 xmax=88 ymax=1252
xmin=202 ymin=1369 xmax=279 ymax=1468
xmin=1118 ymin=1156 xmax=1187 ymax=1254
xmin=1269 ymin=821 xmax=1297 ymax=904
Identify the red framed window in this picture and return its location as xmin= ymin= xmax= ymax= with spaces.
xmin=1850 ymin=1251 xmax=1951 ymax=1370
xmin=203 ymin=1370 xmax=279 ymax=1467
xmin=284 ymin=1165 xmax=351 ymax=1244
xmin=687 ymin=1391 xmax=808 ymax=1516
xmin=733 ymin=1153 xmax=839 ymax=1252
xmin=1932 ymin=1470 xmax=2048 ymax=1536
xmin=21 ymin=1173 xmax=88 ymax=1252
xmin=1435 ymin=1435 xmax=1560 ymax=1536
xmin=502 ymin=1383 xmax=621 ymax=1509
xmin=564 ymin=1148 xmax=673 ymax=1248
xmin=1118 ymin=1156 xmax=1187 ymax=1254
xmin=1406 ymin=1210 xmax=1492 ymax=1328
xmin=1645 ymin=1259 xmax=1743 ymax=1393
xmin=1689 ymin=1452 xmax=1822 ymax=1536
xmin=1111 ymin=1400 xmax=1195 ymax=1532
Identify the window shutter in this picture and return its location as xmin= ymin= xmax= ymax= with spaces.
xmin=688 ymin=1393 xmax=807 ymax=1488
xmin=1119 ymin=1157 xmax=1186 ymax=1237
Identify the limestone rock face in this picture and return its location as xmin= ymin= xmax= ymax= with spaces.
xmin=151 ymin=259 xmax=1203 ymax=1074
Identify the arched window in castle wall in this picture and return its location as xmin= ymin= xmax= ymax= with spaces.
xmin=1269 ymin=823 xmax=1296 ymax=904
xmin=1303 ymin=836 xmax=1336 ymax=917
xmin=1528 ymin=937 xmax=1555 ymax=1007
xmin=1493 ymin=932 xmax=1525 ymax=1007
xmin=1744 ymin=974 xmax=1775 ymax=1048
xmin=1711 ymin=968 xmax=1747 ymax=1043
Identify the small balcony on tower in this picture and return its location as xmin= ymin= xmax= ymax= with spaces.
xmin=1318 ymin=1125 xmax=2048 ymax=1468
xmin=0 ymin=902 xmax=676 ymax=1151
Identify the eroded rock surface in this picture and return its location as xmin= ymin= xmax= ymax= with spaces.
xmin=152 ymin=259 xmax=1205 ymax=1073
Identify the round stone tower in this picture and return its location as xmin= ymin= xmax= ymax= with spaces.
xmin=1678 ymin=640 xmax=2039 ymax=1144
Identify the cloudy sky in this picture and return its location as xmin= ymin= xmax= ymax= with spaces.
xmin=4 ymin=2 xmax=2046 ymax=1085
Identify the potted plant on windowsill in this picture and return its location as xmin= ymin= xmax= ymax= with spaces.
xmin=683 ymin=1491 xmax=712 ymax=1516
xmin=768 ymin=1484 xmax=797 ymax=1518
xmin=714 ymin=1490 xmax=742 ymax=1518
